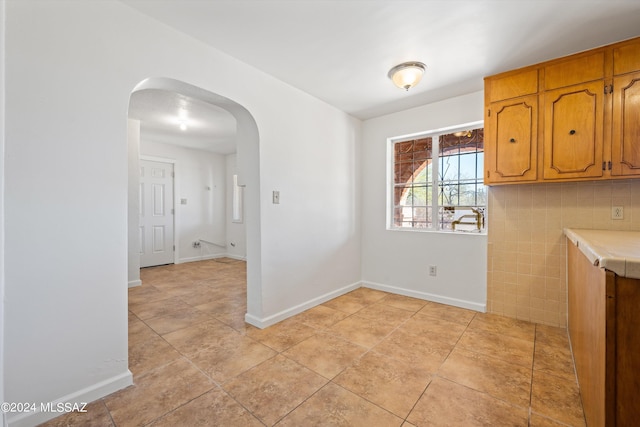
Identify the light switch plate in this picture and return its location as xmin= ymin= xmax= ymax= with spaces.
xmin=272 ymin=191 xmax=280 ymax=204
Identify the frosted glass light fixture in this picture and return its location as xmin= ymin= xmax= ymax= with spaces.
xmin=388 ymin=62 xmax=426 ymax=91
xmin=177 ymin=109 xmax=188 ymax=131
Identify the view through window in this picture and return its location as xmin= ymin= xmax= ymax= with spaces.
xmin=391 ymin=124 xmax=486 ymax=232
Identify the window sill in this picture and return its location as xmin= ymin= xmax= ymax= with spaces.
xmin=387 ymin=227 xmax=487 ymax=236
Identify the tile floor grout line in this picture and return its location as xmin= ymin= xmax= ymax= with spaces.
xmin=402 ymin=375 xmax=436 ymax=425
xmin=217 ymin=353 xmax=280 ymax=426
xmin=309 ymin=295 xmax=426 ymax=423
xmin=269 ymin=378 xmax=332 ymax=426
xmin=138 ymin=387 xmax=217 ymax=427
xmin=219 ymin=380 xmax=270 ymax=427
xmin=100 ymin=399 xmax=118 ymax=427
xmin=316 ymin=297 xmax=480 ymax=424
xmin=393 ymin=300 xmax=465 ymax=424
xmin=326 ymin=379 xmax=408 ymax=425
xmin=426 ymin=312 xmax=547 ymax=418
xmin=433 ymin=311 xmax=476 ymax=368
xmin=329 ymin=299 xmax=439 ymax=424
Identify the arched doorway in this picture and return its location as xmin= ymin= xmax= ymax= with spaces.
xmin=127 ymin=77 xmax=262 ymax=325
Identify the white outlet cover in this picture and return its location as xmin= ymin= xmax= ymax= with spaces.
xmin=612 ymin=206 xmax=624 ymax=220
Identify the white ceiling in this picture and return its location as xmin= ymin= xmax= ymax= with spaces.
xmin=123 ymin=0 xmax=640 ymax=152
xmin=129 ymin=89 xmax=238 ymax=154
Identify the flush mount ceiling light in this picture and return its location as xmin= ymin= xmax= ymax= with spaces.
xmin=388 ymin=61 xmax=426 ymax=91
xmin=177 ymin=109 xmax=188 ymax=131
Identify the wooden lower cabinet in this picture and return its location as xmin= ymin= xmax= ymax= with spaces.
xmin=568 ymin=242 xmax=640 ymax=426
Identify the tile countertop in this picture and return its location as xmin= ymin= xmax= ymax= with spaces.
xmin=564 ymin=228 xmax=640 ymax=279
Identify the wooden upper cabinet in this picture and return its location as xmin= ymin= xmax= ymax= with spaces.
xmin=485 ymin=95 xmax=537 ymax=183
xmin=484 ymin=36 xmax=640 ymax=185
xmin=611 ymin=71 xmax=640 ymax=176
xmin=613 ymin=39 xmax=640 ymax=76
xmin=543 ymin=81 xmax=604 ymax=180
xmin=544 ymin=51 xmax=605 ymax=90
xmin=487 ymin=69 xmax=538 ymax=103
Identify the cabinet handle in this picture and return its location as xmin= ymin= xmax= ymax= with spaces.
xmin=509 ymin=138 xmax=516 ymax=143
xmin=569 ymin=129 xmax=576 ymax=135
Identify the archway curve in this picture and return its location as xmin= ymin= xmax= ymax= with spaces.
xmin=128 ymin=76 xmax=263 ymax=321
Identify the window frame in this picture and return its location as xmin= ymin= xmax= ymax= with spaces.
xmin=387 ymin=120 xmax=486 ymax=234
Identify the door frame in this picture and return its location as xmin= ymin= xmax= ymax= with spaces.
xmin=140 ymin=155 xmax=178 ymax=266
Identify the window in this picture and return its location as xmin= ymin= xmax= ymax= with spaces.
xmin=232 ymin=174 xmax=244 ymax=223
xmin=390 ymin=123 xmax=486 ymax=232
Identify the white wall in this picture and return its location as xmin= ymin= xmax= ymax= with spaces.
xmin=226 ymin=154 xmax=247 ymax=260
xmin=140 ymin=141 xmax=228 ymax=263
xmin=127 ymin=119 xmax=141 ymax=287
xmin=255 ymin=102 xmax=362 ymax=325
xmin=1 ymin=1 xmax=6 ymax=425
xmin=361 ymin=91 xmax=487 ymax=311
xmin=3 ymin=1 xmax=361 ymax=426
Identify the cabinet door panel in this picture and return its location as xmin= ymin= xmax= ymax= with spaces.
xmin=487 ymin=69 xmax=538 ymax=102
xmin=544 ymin=81 xmax=604 ymax=180
xmin=612 ymin=72 xmax=640 ymax=176
xmin=485 ymin=95 xmax=537 ymax=183
xmin=615 ymin=276 xmax=640 ymax=426
xmin=613 ymin=41 xmax=640 ymax=76
xmin=545 ymin=51 xmax=604 ymax=90
xmin=567 ymin=242 xmax=607 ymax=427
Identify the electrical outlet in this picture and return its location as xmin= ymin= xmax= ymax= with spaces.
xmin=612 ymin=206 xmax=624 ymax=220
xmin=429 ymin=265 xmax=437 ymax=276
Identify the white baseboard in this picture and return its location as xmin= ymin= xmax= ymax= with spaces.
xmin=128 ymin=279 xmax=142 ymax=288
xmin=178 ymin=253 xmax=227 ymax=264
xmin=362 ymin=280 xmax=486 ymax=312
xmin=177 ymin=253 xmax=246 ymax=264
xmin=244 ymin=280 xmax=486 ymax=329
xmin=245 ymin=281 xmax=361 ymax=329
xmin=7 ymin=370 xmax=133 ymax=427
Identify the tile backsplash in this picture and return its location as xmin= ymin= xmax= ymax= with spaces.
xmin=487 ymin=179 xmax=640 ymax=327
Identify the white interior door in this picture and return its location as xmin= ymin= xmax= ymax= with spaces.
xmin=140 ymin=159 xmax=174 ymax=267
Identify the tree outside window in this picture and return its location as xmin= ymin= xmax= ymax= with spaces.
xmin=391 ymin=124 xmax=486 ymax=232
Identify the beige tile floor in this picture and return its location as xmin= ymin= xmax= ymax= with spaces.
xmin=41 ymin=259 xmax=585 ymax=426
